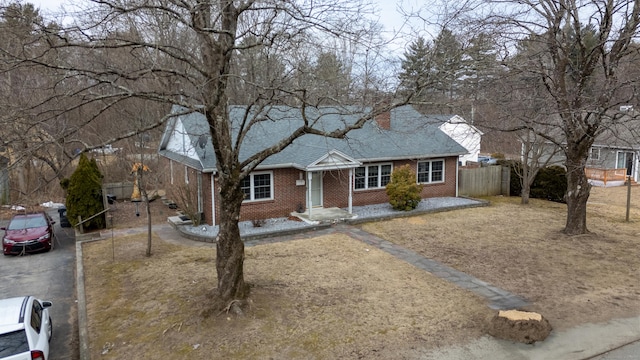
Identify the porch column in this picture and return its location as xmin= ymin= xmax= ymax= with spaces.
xmin=348 ymin=168 xmax=353 ymax=214
xmin=307 ymin=171 xmax=313 ymax=219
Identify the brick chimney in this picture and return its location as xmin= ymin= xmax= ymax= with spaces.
xmin=375 ymin=111 xmax=391 ymax=130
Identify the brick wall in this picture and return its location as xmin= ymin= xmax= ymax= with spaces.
xmin=206 ymin=168 xmax=307 ymax=224
xmin=393 ymin=158 xmax=458 ymax=199
xmin=171 ymin=156 xmax=459 ymax=225
xmin=322 ymin=156 xmax=458 ymax=208
xmin=237 ymin=168 xmax=306 ymax=222
xmin=202 ymin=173 xmax=213 ymax=225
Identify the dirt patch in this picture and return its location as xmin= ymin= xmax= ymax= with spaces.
xmin=84 ymin=233 xmax=492 ymax=359
xmin=361 ymin=186 xmax=640 ymax=330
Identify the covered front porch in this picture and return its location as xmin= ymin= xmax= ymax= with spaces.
xmin=296 ymin=150 xmax=361 ymax=222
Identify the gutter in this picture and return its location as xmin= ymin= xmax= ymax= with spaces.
xmin=358 ymin=152 xmax=467 ymax=163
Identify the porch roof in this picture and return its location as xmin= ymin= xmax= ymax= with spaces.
xmin=303 ymin=150 xmax=361 ymax=172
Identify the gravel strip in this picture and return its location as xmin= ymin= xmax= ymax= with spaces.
xmin=180 ymin=197 xmax=484 ymax=239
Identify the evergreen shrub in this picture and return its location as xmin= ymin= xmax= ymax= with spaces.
xmin=503 ymin=161 xmax=567 ymax=203
xmin=65 ymin=154 xmax=105 ymax=229
xmin=386 ymin=165 xmax=423 ymax=211
xmin=531 ymin=165 xmax=567 ymax=202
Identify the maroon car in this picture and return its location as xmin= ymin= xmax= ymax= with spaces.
xmin=2 ymin=212 xmax=55 ymax=255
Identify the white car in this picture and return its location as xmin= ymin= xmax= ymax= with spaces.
xmin=0 ymin=296 xmax=52 ymax=360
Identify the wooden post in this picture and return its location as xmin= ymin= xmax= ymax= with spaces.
xmin=626 ymin=175 xmax=632 ymax=222
xmin=78 ymin=216 xmax=84 ymax=234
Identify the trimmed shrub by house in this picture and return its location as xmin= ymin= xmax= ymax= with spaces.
xmin=64 ymin=153 xmax=106 ymax=230
xmin=386 ymin=165 xmax=423 ymax=211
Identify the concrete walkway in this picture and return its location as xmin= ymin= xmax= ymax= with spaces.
xmin=334 ymin=224 xmax=529 ymax=310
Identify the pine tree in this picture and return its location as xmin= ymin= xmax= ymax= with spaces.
xmin=398 ymin=37 xmax=433 ymax=98
xmin=460 ymin=32 xmax=499 ymax=99
xmin=65 ymin=153 xmax=105 ymax=230
xmin=313 ymin=51 xmax=351 ymax=103
xmin=431 ymin=28 xmax=463 ymax=98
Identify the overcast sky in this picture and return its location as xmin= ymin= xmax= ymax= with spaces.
xmin=29 ymin=0 xmax=418 ymax=54
xmin=32 ymin=1 xmax=412 ymax=33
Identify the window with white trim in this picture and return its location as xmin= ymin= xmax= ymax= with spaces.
xmin=354 ymin=164 xmax=392 ymax=190
xmin=241 ymin=171 xmax=273 ymax=201
xmin=589 ymin=147 xmax=600 ymax=161
xmin=417 ymin=159 xmax=444 ymax=183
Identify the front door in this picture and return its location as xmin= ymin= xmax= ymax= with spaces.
xmin=311 ymin=171 xmax=323 ymax=207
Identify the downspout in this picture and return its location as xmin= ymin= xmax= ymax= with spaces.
xmin=348 ymin=168 xmax=353 ymax=214
xmin=634 ymin=152 xmax=639 ymax=183
xmin=455 ymin=158 xmax=459 ymax=197
xmin=170 ymin=160 xmax=174 ymax=184
xmin=210 ymin=175 xmax=216 ymax=226
xmin=197 ymin=173 xmax=203 ymax=214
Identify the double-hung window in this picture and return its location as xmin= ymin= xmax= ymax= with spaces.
xmin=417 ymin=159 xmax=444 ymax=184
xmin=241 ymin=171 xmax=273 ymax=201
xmin=354 ymin=164 xmax=392 ymax=190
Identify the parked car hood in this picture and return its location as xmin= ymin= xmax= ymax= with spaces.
xmin=3 ymin=227 xmax=49 ymax=242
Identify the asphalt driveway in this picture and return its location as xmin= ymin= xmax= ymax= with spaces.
xmin=0 ymin=209 xmax=78 ymax=360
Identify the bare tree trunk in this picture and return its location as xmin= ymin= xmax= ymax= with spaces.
xmin=564 ymin=154 xmax=591 ymax=235
xmin=521 ymin=160 xmax=531 ymax=205
xmin=214 ymin=173 xmax=248 ymax=309
xmin=194 ymin=2 xmax=248 ymax=309
xmin=521 ymin=186 xmax=531 ymax=205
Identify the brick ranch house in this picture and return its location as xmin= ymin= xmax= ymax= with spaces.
xmin=157 ymin=105 xmax=470 ymax=226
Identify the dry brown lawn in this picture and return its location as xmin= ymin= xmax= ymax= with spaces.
xmin=363 ymin=185 xmax=640 ymax=330
xmin=83 ymin=186 xmax=640 ymax=359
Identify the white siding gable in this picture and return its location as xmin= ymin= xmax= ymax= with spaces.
xmin=439 ymin=115 xmax=482 ymax=165
xmin=165 ymin=119 xmax=199 ymax=161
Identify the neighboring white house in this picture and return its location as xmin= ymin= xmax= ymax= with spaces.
xmin=438 ymin=115 xmax=483 ymax=165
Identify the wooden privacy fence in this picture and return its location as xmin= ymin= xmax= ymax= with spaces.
xmin=103 ymin=182 xmax=134 ymax=200
xmin=458 ymin=165 xmax=509 ymax=197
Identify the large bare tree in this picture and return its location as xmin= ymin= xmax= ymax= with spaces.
xmin=428 ymin=0 xmax=640 ymax=234
xmin=9 ymin=0 xmax=407 ymax=311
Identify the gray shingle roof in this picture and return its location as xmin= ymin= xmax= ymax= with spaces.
xmin=158 ymin=105 xmax=468 ymax=172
